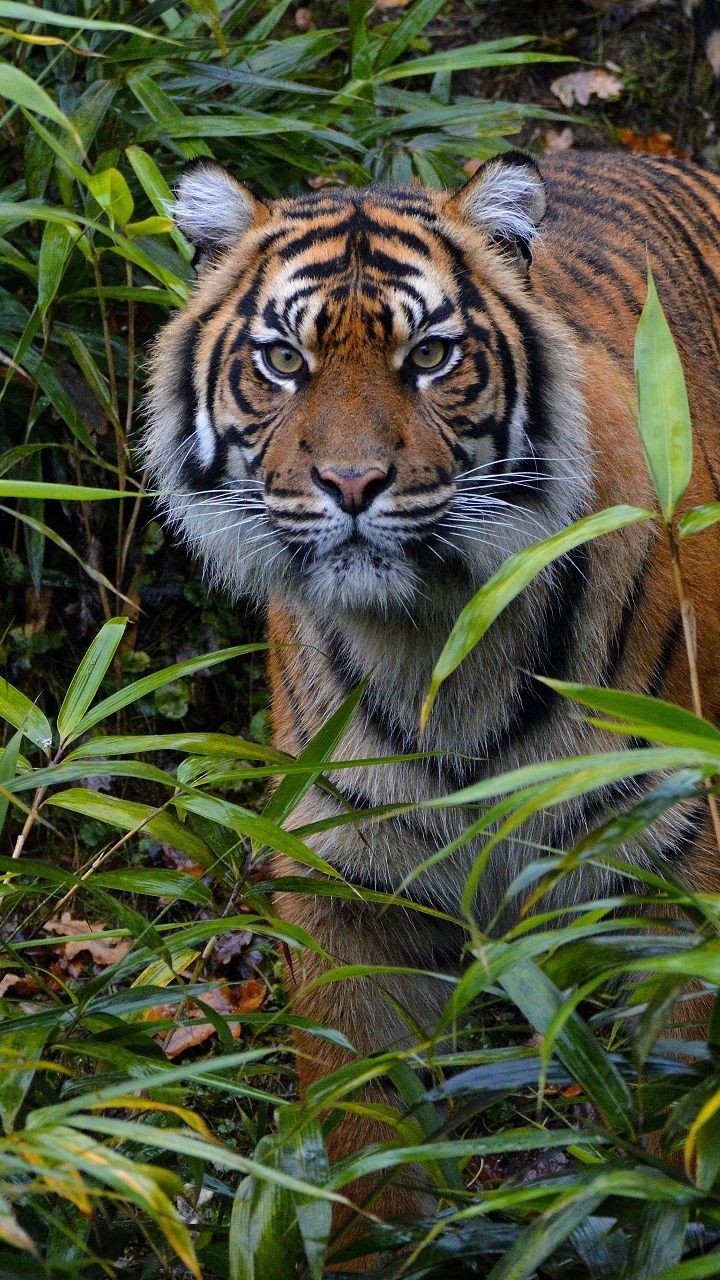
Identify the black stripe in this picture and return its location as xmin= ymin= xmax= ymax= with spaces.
xmin=603 ymin=551 xmax=651 ymax=686
xmin=500 ymin=546 xmax=589 ymax=749
xmin=646 ymin=614 xmax=683 ymax=698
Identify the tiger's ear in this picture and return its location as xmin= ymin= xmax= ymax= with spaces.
xmin=448 ymin=151 xmax=546 ymax=267
xmin=173 ymin=161 xmax=268 ymax=255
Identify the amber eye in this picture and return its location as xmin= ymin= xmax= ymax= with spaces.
xmin=408 ymin=338 xmax=451 ymax=371
xmin=265 ymin=343 xmax=304 ymax=376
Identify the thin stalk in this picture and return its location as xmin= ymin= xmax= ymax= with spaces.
xmin=118 ymin=469 xmax=148 ymax=587
xmin=48 ymin=797 xmax=177 ymax=919
xmin=664 ymin=520 xmax=720 ymax=857
xmin=115 ymin=263 xmax=136 ymax=586
xmin=10 ymin=748 xmax=60 ymax=860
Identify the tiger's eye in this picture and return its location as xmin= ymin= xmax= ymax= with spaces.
xmin=266 ymin=343 xmax=304 ymax=375
xmin=408 ymin=339 xmax=450 ymax=370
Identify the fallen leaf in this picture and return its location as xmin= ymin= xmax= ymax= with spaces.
xmin=0 ymin=973 xmax=41 ymax=998
xmin=619 ymin=127 xmax=676 ymax=156
xmin=294 ymin=7 xmax=314 ymax=30
xmin=561 ymin=1083 xmax=584 ymax=1098
xmin=307 ymin=175 xmax=332 ymax=189
xmin=160 ymin=843 xmax=206 ymax=878
xmin=160 ymin=979 xmax=266 ymax=1059
xmin=376 ymin=0 xmax=412 ymax=7
xmin=24 ymin=586 xmax=53 ymax=639
xmin=214 ymin=930 xmax=254 ymax=966
xmin=544 ymin=126 xmax=574 ymax=152
xmin=550 ymin=68 xmax=623 ymax=108
xmin=43 ymin=913 xmax=132 ymax=967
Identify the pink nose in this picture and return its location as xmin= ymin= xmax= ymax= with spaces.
xmin=315 ymin=467 xmax=390 ymax=515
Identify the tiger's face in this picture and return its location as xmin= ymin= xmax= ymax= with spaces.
xmin=145 ymin=155 xmax=588 ymax=615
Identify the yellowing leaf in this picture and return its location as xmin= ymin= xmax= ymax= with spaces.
xmin=86 ymin=167 xmax=134 ymax=229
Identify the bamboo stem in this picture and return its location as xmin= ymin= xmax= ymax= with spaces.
xmin=664 ymin=521 xmax=720 ymax=857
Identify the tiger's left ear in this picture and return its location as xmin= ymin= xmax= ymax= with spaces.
xmin=448 ymin=151 xmax=546 ymax=268
xmin=173 ymin=160 xmax=269 ymax=259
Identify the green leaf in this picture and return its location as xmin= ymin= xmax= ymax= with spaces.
xmin=634 ymin=265 xmax=693 ymax=521
xmin=86 ymin=167 xmax=134 ymax=230
xmin=126 ymin=144 xmax=192 ymax=257
xmin=37 ymin=222 xmax=74 ymax=319
xmin=653 ymin=1258 xmax=720 ymax=1279
xmin=125 ymin=215 xmax=174 ymax=238
xmin=421 ymin=505 xmax=653 ymax=728
xmin=621 ymin=1202 xmax=687 ymax=1278
xmin=66 ymin=643 xmax=267 ymax=743
xmin=487 ymin=1188 xmax=605 ymax=1280
xmin=62 ymin=330 xmax=118 ymax=428
xmin=0 ymin=505 xmax=134 ymax=607
xmin=0 ymin=1191 xmax=36 ymax=1254
xmin=263 ymin=681 xmax=365 ymax=827
xmin=90 ymin=869 xmax=212 ymax=904
xmin=678 ymin=501 xmax=720 ymax=538
xmin=0 ymin=61 xmax=83 ymax=150
xmin=498 ymin=960 xmax=636 ymax=1136
xmin=0 ymin=1 xmax=180 ymax=41
xmin=45 ymin=790 xmax=214 ymax=865
xmin=57 ymin=620 xmax=128 ymax=745
xmin=372 ymin=40 xmax=572 ymax=84
xmin=0 ymin=678 xmax=52 ymax=751
xmin=374 ymin=0 xmax=448 ymax=72
xmin=66 ymin=732 xmax=290 ymax=762
xmin=175 ymin=791 xmax=345 ymax=880
xmin=539 ymin=679 xmax=720 ymax=752
xmin=0 ymin=1019 xmax=52 ymax=1134
xmin=0 ymin=729 xmax=22 ymax=836
xmin=0 ymin=481 xmax=140 ymax=501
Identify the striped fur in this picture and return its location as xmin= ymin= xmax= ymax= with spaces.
xmin=145 ymin=152 xmax=720 ymax=1185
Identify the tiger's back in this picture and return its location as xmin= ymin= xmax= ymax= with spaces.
xmin=536 ymin=153 xmax=720 ymax=738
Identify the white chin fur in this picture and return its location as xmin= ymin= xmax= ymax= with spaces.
xmin=294 ymin=545 xmax=422 ymax=613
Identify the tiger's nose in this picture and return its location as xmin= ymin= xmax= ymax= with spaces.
xmin=313 ymin=466 xmax=392 ymax=515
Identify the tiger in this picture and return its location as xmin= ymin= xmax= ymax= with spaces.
xmin=144 ymin=148 xmax=720 ymax=1225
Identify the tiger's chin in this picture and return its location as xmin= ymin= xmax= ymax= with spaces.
xmin=291 ymin=543 xmax=423 ymax=615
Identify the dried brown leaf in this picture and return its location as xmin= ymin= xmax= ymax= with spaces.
xmin=214 ymin=930 xmax=254 ymax=965
xmin=619 ymin=127 xmax=676 ymax=156
xmin=544 ymin=126 xmax=574 ymax=152
xmin=550 ymin=68 xmax=623 ymax=108
xmin=43 ymin=913 xmax=132 ymax=967
xmin=160 ymin=980 xmax=266 ymax=1059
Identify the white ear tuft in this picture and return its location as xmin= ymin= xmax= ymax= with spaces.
xmin=450 ymin=152 xmax=546 ymax=248
xmin=173 ymin=162 xmax=263 ymax=251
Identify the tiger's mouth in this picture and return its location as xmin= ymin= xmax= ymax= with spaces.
xmin=274 ymin=514 xmax=469 ymax=613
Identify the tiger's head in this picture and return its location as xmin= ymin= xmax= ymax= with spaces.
xmin=145 ymin=153 xmax=589 ymax=616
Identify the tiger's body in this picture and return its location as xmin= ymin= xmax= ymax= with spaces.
xmin=145 ymin=150 xmax=720 ymax=1191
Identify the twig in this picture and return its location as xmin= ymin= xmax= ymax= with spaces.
xmin=664 ymin=521 xmax=720 ymax=857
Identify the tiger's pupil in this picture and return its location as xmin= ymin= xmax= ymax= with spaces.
xmin=267 ymin=343 xmax=303 ymax=375
xmin=409 ymin=339 xmax=449 ymax=370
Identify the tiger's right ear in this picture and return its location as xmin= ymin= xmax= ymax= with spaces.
xmin=173 ymin=161 xmax=268 ymax=254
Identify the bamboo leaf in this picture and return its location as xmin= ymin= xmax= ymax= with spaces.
xmin=634 ymin=265 xmax=693 ymax=521
xmin=678 ymin=501 xmax=720 ymax=538
xmin=421 ymin=506 xmax=653 ymax=728
xmin=44 ymin=789 xmax=214 ymax=865
xmin=0 ymin=678 xmax=52 ymax=750
xmin=0 ymin=61 xmax=83 ymax=150
xmin=263 ymin=681 xmax=365 ymax=827
xmin=57 ymin=619 xmax=127 ymax=744
xmin=86 ymin=167 xmax=134 ymax=230
xmin=0 ymin=505 xmax=135 ymax=606
xmin=67 ymin=643 xmax=268 ymax=742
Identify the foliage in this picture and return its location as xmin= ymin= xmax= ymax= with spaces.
xmin=2 ymin=1 xmax=720 ymax=1277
